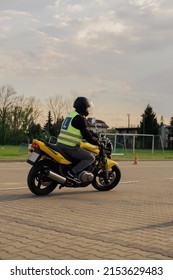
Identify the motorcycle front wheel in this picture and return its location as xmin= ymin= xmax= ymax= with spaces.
xmin=92 ymin=165 xmax=121 ymax=191
xmin=27 ymin=160 xmax=58 ymax=195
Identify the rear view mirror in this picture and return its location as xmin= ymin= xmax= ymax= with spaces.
xmin=91 ymin=117 xmax=96 ymax=124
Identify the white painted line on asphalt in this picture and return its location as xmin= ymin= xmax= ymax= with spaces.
xmin=0 ymin=182 xmax=26 ymax=191
xmin=0 ymin=182 xmax=20 ymax=185
xmin=0 ymin=187 xmax=26 ymax=191
xmin=0 ymin=181 xmax=140 ymax=191
xmin=120 ymin=181 xmax=140 ymax=184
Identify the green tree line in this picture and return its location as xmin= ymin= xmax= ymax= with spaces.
xmin=1 ymin=85 xmax=173 ymax=145
xmin=0 ymin=85 xmax=71 ymax=145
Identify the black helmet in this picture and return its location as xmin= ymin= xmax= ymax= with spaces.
xmin=73 ymin=97 xmax=92 ymax=116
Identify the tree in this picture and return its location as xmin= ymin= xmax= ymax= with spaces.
xmin=0 ymin=84 xmax=42 ymax=144
xmin=139 ymin=104 xmax=159 ymax=148
xmin=0 ymin=85 xmax=17 ymax=144
xmin=139 ymin=104 xmax=159 ymax=135
xmin=6 ymin=95 xmax=41 ymax=144
xmin=27 ymin=123 xmax=42 ymax=142
xmin=47 ymin=95 xmax=73 ymax=123
xmin=46 ymin=95 xmax=72 ymax=139
xmin=43 ymin=111 xmax=54 ymax=135
xmin=53 ymin=116 xmax=64 ymax=137
xmin=170 ymin=116 xmax=173 ymax=126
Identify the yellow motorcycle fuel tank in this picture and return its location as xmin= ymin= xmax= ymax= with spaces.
xmin=80 ymin=142 xmax=99 ymax=154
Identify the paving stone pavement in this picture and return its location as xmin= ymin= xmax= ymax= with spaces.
xmin=0 ymin=160 xmax=173 ymax=260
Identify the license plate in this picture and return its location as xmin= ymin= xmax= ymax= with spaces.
xmin=27 ymin=151 xmax=40 ymax=165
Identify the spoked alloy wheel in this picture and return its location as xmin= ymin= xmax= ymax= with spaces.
xmin=92 ymin=166 xmax=121 ymax=191
xmin=27 ymin=160 xmax=58 ymax=195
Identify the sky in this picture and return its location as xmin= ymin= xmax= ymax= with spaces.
xmin=0 ymin=0 xmax=173 ymax=127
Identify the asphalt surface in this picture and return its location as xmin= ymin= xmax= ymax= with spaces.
xmin=0 ymin=160 xmax=173 ymax=260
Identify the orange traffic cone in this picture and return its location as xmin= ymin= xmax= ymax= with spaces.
xmin=133 ymin=153 xmax=138 ymax=164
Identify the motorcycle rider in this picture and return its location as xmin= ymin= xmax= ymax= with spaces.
xmin=57 ymin=97 xmax=99 ymax=181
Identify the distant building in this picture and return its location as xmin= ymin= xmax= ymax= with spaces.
xmin=115 ymin=127 xmax=139 ymax=134
xmin=87 ymin=118 xmax=109 ymax=133
xmin=116 ymin=124 xmax=173 ymax=149
xmin=87 ymin=119 xmax=173 ymax=149
xmin=159 ymin=125 xmax=173 ymax=149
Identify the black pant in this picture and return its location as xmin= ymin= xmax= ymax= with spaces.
xmin=57 ymin=143 xmax=95 ymax=173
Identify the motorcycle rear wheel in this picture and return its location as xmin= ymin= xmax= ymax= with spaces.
xmin=27 ymin=160 xmax=58 ymax=195
xmin=92 ymin=166 xmax=121 ymax=191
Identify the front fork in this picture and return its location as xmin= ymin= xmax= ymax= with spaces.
xmin=100 ymin=152 xmax=109 ymax=182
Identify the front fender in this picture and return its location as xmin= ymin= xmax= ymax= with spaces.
xmin=107 ymin=159 xmax=119 ymax=170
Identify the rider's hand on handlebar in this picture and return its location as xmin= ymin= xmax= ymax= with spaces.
xmin=99 ymin=142 xmax=104 ymax=149
xmin=89 ymin=130 xmax=99 ymax=138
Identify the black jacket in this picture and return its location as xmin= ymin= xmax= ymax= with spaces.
xmin=71 ymin=114 xmax=99 ymax=146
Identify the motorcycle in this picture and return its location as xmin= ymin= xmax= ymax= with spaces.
xmin=27 ymin=135 xmax=121 ymax=195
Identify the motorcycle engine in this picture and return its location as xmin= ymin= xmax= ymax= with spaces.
xmin=78 ymin=171 xmax=94 ymax=183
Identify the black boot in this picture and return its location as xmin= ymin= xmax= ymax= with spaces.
xmin=67 ymin=170 xmax=80 ymax=182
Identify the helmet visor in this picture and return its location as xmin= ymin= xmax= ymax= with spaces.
xmin=87 ymin=100 xmax=94 ymax=116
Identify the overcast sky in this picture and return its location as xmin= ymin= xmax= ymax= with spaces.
xmin=0 ymin=0 xmax=173 ymax=127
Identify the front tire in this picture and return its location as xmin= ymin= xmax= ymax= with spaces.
xmin=92 ymin=165 xmax=121 ymax=191
xmin=27 ymin=160 xmax=58 ymax=195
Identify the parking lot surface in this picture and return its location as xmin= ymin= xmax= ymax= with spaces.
xmin=0 ymin=160 xmax=173 ymax=260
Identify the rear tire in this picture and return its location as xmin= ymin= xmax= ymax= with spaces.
xmin=92 ymin=165 xmax=121 ymax=191
xmin=27 ymin=160 xmax=58 ymax=195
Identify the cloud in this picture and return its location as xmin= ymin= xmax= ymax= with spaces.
xmin=130 ymin=0 xmax=163 ymax=12
xmin=0 ymin=0 xmax=173 ymax=126
xmin=75 ymin=12 xmax=126 ymax=49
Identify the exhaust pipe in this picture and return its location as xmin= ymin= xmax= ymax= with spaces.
xmin=45 ymin=170 xmax=66 ymax=184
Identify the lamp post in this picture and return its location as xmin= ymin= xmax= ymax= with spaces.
xmin=141 ymin=114 xmax=145 ymax=148
xmin=127 ymin=114 xmax=130 ymax=128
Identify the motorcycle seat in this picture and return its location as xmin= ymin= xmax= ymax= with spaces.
xmin=44 ymin=141 xmax=76 ymax=163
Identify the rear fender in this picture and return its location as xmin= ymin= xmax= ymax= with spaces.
xmin=32 ymin=139 xmax=71 ymax=165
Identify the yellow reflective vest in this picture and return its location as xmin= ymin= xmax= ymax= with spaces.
xmin=57 ymin=111 xmax=82 ymax=146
